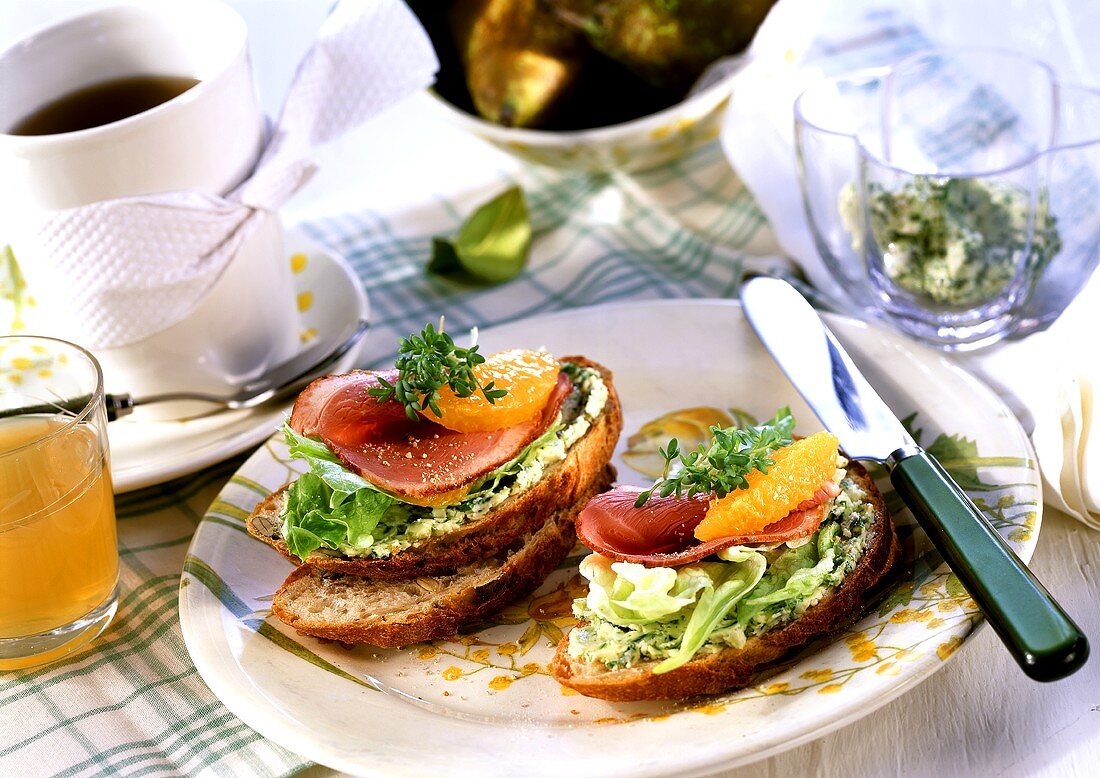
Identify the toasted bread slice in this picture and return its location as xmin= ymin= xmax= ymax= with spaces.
xmin=271 ymin=465 xmax=614 ymax=648
xmin=549 ymin=462 xmax=899 ymax=701
xmin=247 ymin=356 xmax=622 ymax=580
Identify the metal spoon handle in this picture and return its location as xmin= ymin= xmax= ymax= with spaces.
xmin=0 ymin=393 xmax=134 ymax=422
xmin=0 ymin=319 xmax=369 ymax=423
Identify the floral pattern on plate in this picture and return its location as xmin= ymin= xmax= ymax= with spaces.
xmin=179 ymin=301 xmax=1040 ymax=777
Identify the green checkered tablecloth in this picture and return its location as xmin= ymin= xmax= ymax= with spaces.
xmin=0 ymin=139 xmax=784 ymax=777
xmin=0 ymin=7 xmax=990 ymax=776
xmin=307 ymin=146 xmax=791 ymax=372
xmin=0 ymin=457 xmax=309 ymax=776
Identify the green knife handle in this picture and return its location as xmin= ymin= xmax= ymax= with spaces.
xmin=890 ymin=450 xmax=1087 ymax=681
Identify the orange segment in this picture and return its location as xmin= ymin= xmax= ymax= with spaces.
xmin=694 ymin=432 xmax=840 ymax=541
xmin=433 ymin=349 xmax=560 ymax=432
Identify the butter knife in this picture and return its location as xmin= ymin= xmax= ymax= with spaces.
xmin=739 ymin=276 xmax=1087 ymax=681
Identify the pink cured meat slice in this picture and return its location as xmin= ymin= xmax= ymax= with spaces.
xmin=576 ymin=482 xmax=839 ymax=567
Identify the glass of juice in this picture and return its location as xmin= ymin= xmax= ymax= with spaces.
xmin=0 ymin=335 xmax=118 ymax=670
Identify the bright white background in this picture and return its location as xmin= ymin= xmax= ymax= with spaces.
xmin=1 ymin=2 xmax=1097 ymax=777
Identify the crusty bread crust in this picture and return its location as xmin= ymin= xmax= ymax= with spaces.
xmin=549 ymin=461 xmax=899 ymax=701
xmin=271 ymin=466 xmax=615 ymax=647
xmin=247 ymin=356 xmax=622 ymax=580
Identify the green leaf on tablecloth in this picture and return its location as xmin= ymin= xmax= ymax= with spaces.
xmin=427 ymin=237 xmax=462 ymax=274
xmin=428 ymin=186 xmax=531 ymax=284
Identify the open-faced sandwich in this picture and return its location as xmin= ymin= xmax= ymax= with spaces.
xmin=247 ymin=321 xmax=622 ymax=647
xmin=550 ymin=408 xmax=898 ymax=701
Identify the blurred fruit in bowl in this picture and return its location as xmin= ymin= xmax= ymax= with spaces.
xmin=545 ymin=0 xmax=774 ymax=92
xmin=409 ymin=0 xmax=778 ymax=172
xmin=450 ymin=0 xmax=587 ymax=129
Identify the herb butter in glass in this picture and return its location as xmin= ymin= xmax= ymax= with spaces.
xmin=838 ymin=177 xmax=1061 ymax=308
xmin=795 ymin=48 xmax=1100 ymax=350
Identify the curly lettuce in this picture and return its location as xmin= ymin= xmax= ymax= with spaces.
xmin=577 ymin=551 xmax=767 ymax=674
xmin=742 ymin=523 xmax=840 ymax=608
xmin=279 ymin=426 xmax=396 ymax=559
xmin=580 ymin=555 xmax=713 ymax=625
xmin=282 ymin=473 xmax=395 ymax=559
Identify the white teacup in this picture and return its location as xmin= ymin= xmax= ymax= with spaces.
xmin=0 ymin=0 xmax=299 ymax=399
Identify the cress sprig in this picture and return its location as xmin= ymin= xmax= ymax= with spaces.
xmin=634 ymin=408 xmax=796 ymax=507
xmin=368 ymin=319 xmax=507 ymax=422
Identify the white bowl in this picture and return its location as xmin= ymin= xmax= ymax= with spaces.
xmin=423 ymin=66 xmax=740 ymax=173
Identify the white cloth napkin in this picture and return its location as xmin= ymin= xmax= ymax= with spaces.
xmin=16 ymin=0 xmax=437 ymax=349
xmin=973 ymin=288 xmax=1100 ymax=529
xmin=721 ymin=0 xmax=1100 ymax=528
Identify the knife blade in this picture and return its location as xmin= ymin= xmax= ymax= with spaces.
xmin=740 ymin=276 xmax=1087 ymax=681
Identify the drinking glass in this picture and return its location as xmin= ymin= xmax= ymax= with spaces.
xmin=795 ymin=48 xmax=1100 ymax=350
xmin=0 ymin=336 xmax=118 ymax=670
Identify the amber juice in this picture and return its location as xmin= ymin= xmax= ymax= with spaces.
xmin=0 ymin=416 xmax=118 ymax=639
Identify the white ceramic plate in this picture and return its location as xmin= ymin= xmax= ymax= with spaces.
xmin=107 ymin=232 xmax=368 ymax=491
xmin=179 ymin=301 xmax=1040 ymax=777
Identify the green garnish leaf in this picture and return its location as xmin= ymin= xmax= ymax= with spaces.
xmin=427 ymin=186 xmax=531 ymax=284
xmin=427 ymin=237 xmax=462 ymax=275
xmin=634 ymin=407 xmax=795 ymax=507
xmin=367 ymin=319 xmax=509 ymax=421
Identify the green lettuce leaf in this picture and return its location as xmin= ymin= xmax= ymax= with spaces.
xmin=578 ymin=551 xmax=769 ymax=674
xmin=580 ymin=555 xmax=712 ymax=624
xmin=341 ymin=489 xmax=395 ymax=547
xmin=653 ymin=555 xmax=767 ymax=674
xmin=282 ymin=473 xmax=344 ymax=558
xmin=283 ymin=423 xmax=340 ymax=463
xmin=741 ymin=523 xmax=840 ymax=608
xmin=281 ymin=471 xmax=395 ymax=560
xmin=282 ymin=423 xmax=380 ymax=508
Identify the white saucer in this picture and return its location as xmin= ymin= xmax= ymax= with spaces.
xmin=0 ymin=230 xmax=369 ymax=493
xmin=109 ymin=231 xmax=367 ymax=492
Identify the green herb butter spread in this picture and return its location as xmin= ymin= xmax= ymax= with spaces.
xmin=838 ymin=177 xmax=1060 ymax=306
xmin=280 ymin=363 xmax=607 ymax=560
xmin=567 ymin=459 xmax=875 ymax=671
